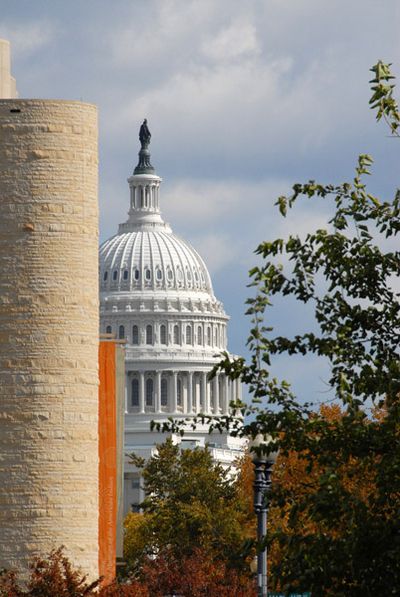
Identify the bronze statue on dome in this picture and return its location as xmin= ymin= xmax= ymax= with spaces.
xmin=139 ymin=119 xmax=151 ymax=149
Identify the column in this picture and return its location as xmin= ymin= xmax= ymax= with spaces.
xmin=193 ymin=374 xmax=198 ymax=413
xmin=124 ymin=374 xmax=129 ymax=413
xmin=196 ymin=375 xmax=201 ymax=413
xmin=187 ymin=371 xmax=193 ymax=414
xmin=156 ymin=370 xmax=162 ymax=414
xmin=224 ymin=375 xmax=230 ymax=415
xmin=235 ymin=378 xmax=241 ymax=402
xmin=182 ymin=372 xmax=188 ymax=413
xmin=213 ymin=373 xmax=219 ymax=414
xmin=139 ymin=371 xmax=145 ymax=414
xmin=201 ymin=372 xmax=206 ymax=413
xmin=172 ymin=371 xmax=178 ymax=413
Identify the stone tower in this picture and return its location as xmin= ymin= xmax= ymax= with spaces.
xmin=0 ymin=39 xmax=17 ymax=98
xmin=0 ymin=99 xmax=99 ymax=579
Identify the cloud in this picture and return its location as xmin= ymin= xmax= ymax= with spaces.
xmin=201 ymin=19 xmax=260 ymax=63
xmin=158 ymin=177 xmax=330 ymax=274
xmin=190 ymin=233 xmax=233 ymax=274
xmin=106 ymin=0 xmax=217 ymax=71
xmin=0 ymin=20 xmax=56 ymax=57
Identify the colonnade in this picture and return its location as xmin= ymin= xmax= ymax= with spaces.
xmin=130 ymin=182 xmax=160 ymax=211
xmin=125 ymin=369 xmax=241 ymax=416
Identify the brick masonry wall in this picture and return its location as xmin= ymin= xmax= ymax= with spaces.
xmin=0 ymin=100 xmax=99 ymax=579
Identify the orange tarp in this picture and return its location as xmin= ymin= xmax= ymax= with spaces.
xmin=98 ymin=341 xmax=117 ymax=584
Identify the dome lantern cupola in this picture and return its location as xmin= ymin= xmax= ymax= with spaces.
xmin=121 ymin=119 xmax=164 ymax=231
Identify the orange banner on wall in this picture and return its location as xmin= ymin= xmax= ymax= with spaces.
xmin=98 ymin=341 xmax=117 ymax=584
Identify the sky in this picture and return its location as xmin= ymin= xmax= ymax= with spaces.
xmin=1 ymin=0 xmax=399 ymax=406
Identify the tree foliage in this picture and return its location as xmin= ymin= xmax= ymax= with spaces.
xmin=0 ymin=545 xmax=255 ymax=597
xmin=237 ymin=153 xmax=400 ymax=595
xmin=0 ymin=547 xmax=101 ymax=597
xmin=369 ymin=60 xmax=400 ymax=135
xmin=267 ymin=405 xmax=388 ymax=595
xmin=106 ymin=547 xmax=255 ymax=597
xmin=125 ymin=438 xmax=255 ymax=577
xmin=157 ymin=62 xmax=400 ymax=596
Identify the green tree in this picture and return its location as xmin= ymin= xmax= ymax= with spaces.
xmin=157 ymin=62 xmax=400 ymax=596
xmin=369 ymin=60 xmax=400 ymax=135
xmin=125 ymin=439 xmax=254 ymax=576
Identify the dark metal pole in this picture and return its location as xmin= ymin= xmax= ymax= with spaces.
xmin=253 ymin=459 xmax=268 ymax=597
xmin=253 ymin=457 xmax=275 ymax=597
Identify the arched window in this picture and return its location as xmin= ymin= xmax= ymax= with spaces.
xmin=186 ymin=325 xmax=192 ymax=345
xmin=103 ymin=271 xmax=108 ymax=281
xmin=123 ymin=270 xmax=129 ymax=280
xmin=146 ymin=378 xmax=153 ymax=406
xmin=131 ymin=378 xmax=139 ymax=407
xmin=106 ymin=325 xmax=112 ymax=334
xmin=113 ymin=270 xmax=118 ymax=281
xmin=134 ymin=269 xmax=140 ymax=281
xmin=118 ymin=325 xmax=125 ymax=339
xmin=160 ymin=325 xmax=167 ymax=345
xmin=173 ymin=325 xmax=179 ymax=344
xmin=156 ymin=268 xmax=162 ymax=281
xmin=161 ymin=378 xmax=168 ymax=406
xmin=132 ymin=325 xmax=139 ymax=345
xmin=197 ymin=326 xmax=202 ymax=345
xmin=145 ymin=268 xmax=151 ymax=281
xmin=167 ymin=268 xmax=173 ymax=281
xmin=146 ymin=325 xmax=153 ymax=345
xmin=207 ymin=327 xmax=211 ymax=346
xmin=177 ymin=378 xmax=182 ymax=406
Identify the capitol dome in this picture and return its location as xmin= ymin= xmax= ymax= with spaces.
xmin=99 ymin=121 xmax=244 ymax=514
xmin=100 ymin=227 xmax=213 ymax=296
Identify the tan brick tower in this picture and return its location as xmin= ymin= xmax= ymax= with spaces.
xmin=0 ymin=39 xmax=17 ymax=99
xmin=0 ymin=100 xmax=99 ymax=579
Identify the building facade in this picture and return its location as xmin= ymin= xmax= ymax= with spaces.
xmin=99 ymin=124 xmax=243 ymax=513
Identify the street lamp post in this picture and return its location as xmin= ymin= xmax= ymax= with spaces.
xmin=249 ymin=435 xmax=278 ymax=597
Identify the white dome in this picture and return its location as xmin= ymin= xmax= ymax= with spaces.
xmin=100 ymin=227 xmax=213 ymax=295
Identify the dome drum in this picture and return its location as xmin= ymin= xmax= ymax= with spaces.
xmin=100 ymin=295 xmax=227 ymax=317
